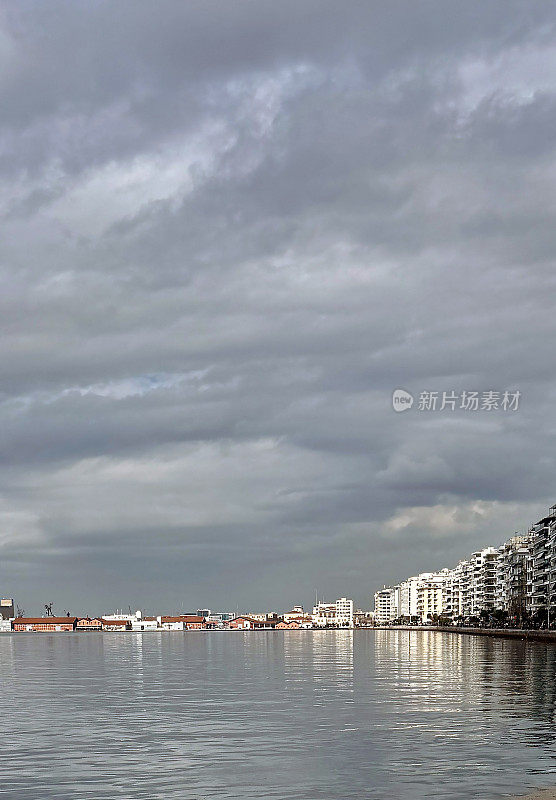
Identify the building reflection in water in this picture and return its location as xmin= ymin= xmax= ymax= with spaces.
xmin=281 ymin=628 xmax=354 ymax=694
xmin=372 ymin=629 xmax=556 ymax=752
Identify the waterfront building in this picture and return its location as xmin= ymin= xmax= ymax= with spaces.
xmin=495 ymin=535 xmax=531 ymax=616
xmin=312 ymin=598 xmax=354 ymax=627
xmin=527 ymin=506 xmax=556 ymax=617
xmin=335 ymin=597 xmax=354 ymax=627
xmin=131 ymin=614 xmax=159 ymax=631
xmin=466 ymin=547 xmax=498 ymax=616
xmin=181 ymin=615 xmax=206 ymax=629
xmin=101 ymin=618 xmax=131 ymax=631
xmin=416 ymin=575 xmax=446 ymax=622
xmin=76 ymin=617 xmax=103 ymax=630
xmin=447 ymin=560 xmax=471 ymax=619
xmin=388 ymin=586 xmax=402 ymax=620
xmin=247 ymin=612 xmax=277 ymax=622
xmin=372 ymin=505 xmax=556 ymax=626
xmin=13 ymin=617 xmax=77 ymax=632
xmin=160 ymin=616 xmax=186 ymax=630
xmin=398 ymin=573 xmax=448 ymax=623
xmin=547 ymin=510 xmax=556 ymax=621
xmin=312 ymin=601 xmax=337 ymax=626
xmin=373 ymin=588 xmax=394 ymax=624
xmin=229 ymin=616 xmax=278 ymax=630
xmin=282 ymin=606 xmax=305 ymax=622
xmin=400 ymin=578 xmax=418 ymax=619
xmin=102 ymin=611 xmax=135 ymax=621
xmin=205 ymin=612 xmax=235 ymax=623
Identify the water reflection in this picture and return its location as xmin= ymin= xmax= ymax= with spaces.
xmin=1 ymin=630 xmax=556 ymax=799
xmin=371 ymin=630 xmax=556 ymax=797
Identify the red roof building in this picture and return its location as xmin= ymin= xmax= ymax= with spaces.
xmin=229 ymin=616 xmax=278 ymax=630
xmin=13 ymin=617 xmax=77 ymax=632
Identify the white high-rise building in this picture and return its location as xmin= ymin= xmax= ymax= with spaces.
xmin=399 ymin=572 xmax=448 ymax=623
xmin=335 ymin=597 xmax=354 ymax=627
xmin=496 ymin=535 xmax=530 ymax=614
xmin=416 ymin=574 xmax=447 ymax=623
xmin=443 ymin=560 xmax=470 ymax=619
xmin=527 ymin=505 xmax=556 ymax=616
xmin=373 ymin=588 xmax=394 ymax=625
xmin=468 ymin=547 xmax=498 ymax=616
xmin=400 ymin=577 xmax=419 ymax=619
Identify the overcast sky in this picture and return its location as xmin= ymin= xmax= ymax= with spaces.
xmin=1 ymin=1 xmax=555 ymax=615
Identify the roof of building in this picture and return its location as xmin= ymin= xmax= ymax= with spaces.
xmin=101 ymin=618 xmax=130 ymax=626
xmin=14 ymin=617 xmax=77 ymax=624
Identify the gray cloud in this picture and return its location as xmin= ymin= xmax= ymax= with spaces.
xmin=1 ymin=1 xmax=555 ymax=614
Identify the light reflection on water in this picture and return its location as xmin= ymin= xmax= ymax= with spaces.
xmin=1 ymin=630 xmax=556 ymax=799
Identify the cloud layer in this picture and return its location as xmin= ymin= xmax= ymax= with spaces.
xmin=1 ymin=1 xmax=555 ymax=614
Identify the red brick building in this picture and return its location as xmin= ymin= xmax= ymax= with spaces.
xmin=13 ymin=617 xmax=77 ymax=632
xmin=181 ymin=615 xmax=206 ymax=629
xmin=76 ymin=618 xmax=103 ymax=630
xmin=229 ymin=616 xmax=278 ymax=630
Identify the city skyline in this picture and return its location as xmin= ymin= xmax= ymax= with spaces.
xmin=374 ymin=502 xmax=556 ymax=624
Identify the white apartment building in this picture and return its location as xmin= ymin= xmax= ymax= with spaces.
xmin=335 ymin=597 xmax=354 ymax=627
xmin=373 ymin=588 xmax=394 ymax=625
xmin=527 ymin=506 xmax=556 ymax=615
xmin=399 ymin=572 xmax=448 ymax=623
xmin=312 ymin=598 xmax=354 ymax=627
xmin=444 ymin=559 xmax=471 ymax=619
xmin=467 ymin=547 xmax=498 ymax=616
xmin=416 ymin=576 xmax=445 ymax=622
xmin=312 ymin=601 xmax=337 ymax=626
xmin=373 ymin=505 xmax=556 ymax=626
xmin=400 ymin=578 xmax=418 ymax=619
xmin=496 ymin=535 xmax=530 ymax=615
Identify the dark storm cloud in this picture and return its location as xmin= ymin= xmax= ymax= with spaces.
xmin=1 ymin=1 xmax=556 ymax=613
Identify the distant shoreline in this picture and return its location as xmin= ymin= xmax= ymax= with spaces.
xmin=0 ymin=626 xmax=359 ymax=634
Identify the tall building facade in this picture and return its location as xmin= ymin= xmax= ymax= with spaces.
xmin=373 ymin=588 xmax=395 ymax=625
xmin=373 ymin=505 xmax=556 ymax=625
xmin=527 ymin=506 xmax=556 ymax=616
xmin=335 ymin=597 xmax=354 ymax=627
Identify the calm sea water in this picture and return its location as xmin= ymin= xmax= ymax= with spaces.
xmin=1 ymin=629 xmax=556 ymax=799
